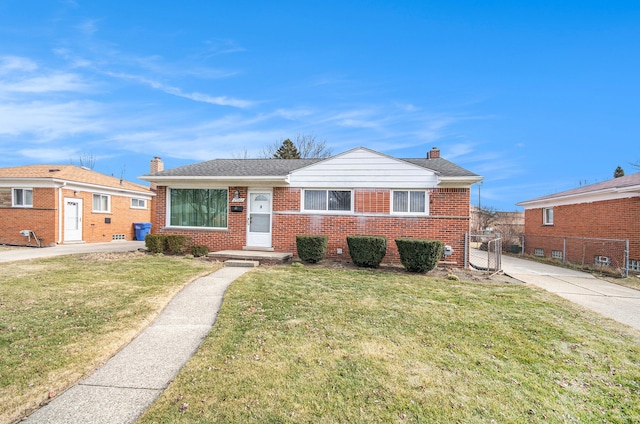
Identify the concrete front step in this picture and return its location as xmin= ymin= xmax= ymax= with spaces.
xmin=209 ymin=250 xmax=293 ymax=265
xmin=225 ymin=260 xmax=260 ymax=268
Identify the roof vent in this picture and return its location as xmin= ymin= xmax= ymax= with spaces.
xmin=49 ymin=168 xmax=60 ymax=173
xmin=427 ymin=147 xmax=440 ymax=159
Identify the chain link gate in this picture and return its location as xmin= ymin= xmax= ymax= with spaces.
xmin=466 ymin=233 xmax=502 ymax=273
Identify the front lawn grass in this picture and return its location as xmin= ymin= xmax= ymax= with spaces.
xmin=140 ymin=266 xmax=640 ymax=423
xmin=0 ymin=252 xmax=220 ymax=424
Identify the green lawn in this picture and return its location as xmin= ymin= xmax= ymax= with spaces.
xmin=0 ymin=252 xmax=220 ymax=424
xmin=140 ymin=266 xmax=640 ymax=423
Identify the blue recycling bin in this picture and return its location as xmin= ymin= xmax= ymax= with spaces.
xmin=134 ymin=222 xmax=152 ymax=241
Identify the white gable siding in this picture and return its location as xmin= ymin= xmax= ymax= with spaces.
xmin=289 ymin=148 xmax=439 ymax=189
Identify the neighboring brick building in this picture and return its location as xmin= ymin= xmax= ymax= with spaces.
xmin=140 ymin=147 xmax=482 ymax=266
xmin=518 ymin=173 xmax=640 ymax=272
xmin=0 ymin=165 xmax=154 ymax=246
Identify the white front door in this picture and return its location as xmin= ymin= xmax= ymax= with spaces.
xmin=64 ymin=198 xmax=83 ymax=242
xmin=246 ymin=190 xmax=272 ymax=248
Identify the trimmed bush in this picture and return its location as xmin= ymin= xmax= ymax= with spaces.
xmin=165 ymin=235 xmax=191 ymax=255
xmin=144 ymin=234 xmax=193 ymax=255
xmin=191 ymin=245 xmax=210 ymax=258
xmin=347 ymin=235 xmax=387 ymax=268
xmin=145 ymin=234 xmax=166 ymax=254
xmin=395 ymin=238 xmax=444 ymax=273
xmin=296 ymin=235 xmax=328 ymax=263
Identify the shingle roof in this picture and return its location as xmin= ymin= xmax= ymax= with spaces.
xmin=144 ymin=156 xmax=478 ymax=178
xmin=519 ymin=172 xmax=640 ymax=204
xmin=0 ymin=165 xmax=151 ymax=193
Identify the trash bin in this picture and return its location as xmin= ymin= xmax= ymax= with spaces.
xmin=510 ymin=244 xmax=522 ymax=254
xmin=133 ymin=222 xmax=152 ymax=241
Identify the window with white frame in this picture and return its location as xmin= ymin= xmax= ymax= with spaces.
xmin=303 ymin=190 xmax=352 ymax=212
xmin=534 ymin=248 xmax=544 ymax=257
xmin=92 ymin=194 xmax=110 ymax=213
xmin=552 ymin=250 xmax=563 ymax=260
xmin=131 ymin=198 xmax=147 ymax=209
xmin=392 ymin=190 xmax=427 ymax=214
xmin=12 ymin=188 xmax=33 ymax=207
xmin=543 ymin=207 xmax=554 ymax=225
xmin=169 ymin=188 xmax=227 ymax=228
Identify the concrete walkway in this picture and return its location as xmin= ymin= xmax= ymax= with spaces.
xmin=25 ymin=266 xmax=250 ymax=423
xmin=501 ymin=254 xmax=640 ymax=331
xmin=0 ymin=241 xmax=146 ymax=262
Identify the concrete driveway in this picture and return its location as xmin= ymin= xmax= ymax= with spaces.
xmin=0 ymin=241 xmax=145 ymax=262
xmin=501 ymin=254 xmax=640 ymax=331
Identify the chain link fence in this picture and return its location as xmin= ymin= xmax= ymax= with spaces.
xmin=522 ymin=234 xmax=629 ymax=277
xmin=466 ymin=233 xmax=502 ymax=273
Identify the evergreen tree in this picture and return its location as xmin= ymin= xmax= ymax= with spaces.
xmin=273 ymin=139 xmax=301 ymax=159
xmin=614 ymin=166 xmax=625 ymax=178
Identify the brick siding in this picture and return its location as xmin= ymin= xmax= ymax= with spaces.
xmin=524 ymin=197 xmax=640 ymax=262
xmin=0 ymin=187 xmax=151 ymax=246
xmin=153 ymin=185 xmax=471 ymax=266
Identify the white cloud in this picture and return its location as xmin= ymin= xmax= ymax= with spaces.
xmin=0 ymin=56 xmax=38 ymax=74
xmin=17 ymin=147 xmax=80 ymax=163
xmin=0 ymin=73 xmax=91 ymax=94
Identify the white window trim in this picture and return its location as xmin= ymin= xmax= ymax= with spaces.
xmin=12 ymin=188 xmax=33 ymax=208
xmin=301 ymin=189 xmax=353 ymax=214
xmin=543 ymin=207 xmax=554 ymax=225
xmin=391 ymin=189 xmax=429 ymax=215
xmin=166 ymin=187 xmax=229 ymax=229
xmin=130 ymin=198 xmax=147 ymax=209
xmin=92 ymin=193 xmax=111 ymax=213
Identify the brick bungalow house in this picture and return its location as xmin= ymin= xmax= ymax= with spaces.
xmin=0 ymin=165 xmax=154 ymax=247
xmin=140 ymin=147 xmax=482 ymax=265
xmin=517 ymin=172 xmax=640 ymax=273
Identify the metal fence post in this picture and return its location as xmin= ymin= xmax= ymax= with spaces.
xmin=464 ymin=233 xmax=469 ymax=269
xmin=625 ymin=239 xmax=630 ymax=278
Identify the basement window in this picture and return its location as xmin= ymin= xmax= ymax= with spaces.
xmin=12 ymin=188 xmax=33 ymax=207
xmin=534 ymin=248 xmax=544 ymax=257
xmin=552 ymin=250 xmax=563 ymax=260
xmin=629 ymin=260 xmax=640 ymax=272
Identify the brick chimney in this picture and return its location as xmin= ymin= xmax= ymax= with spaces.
xmin=427 ymin=147 xmax=440 ymax=159
xmin=149 ymin=157 xmax=164 ymax=191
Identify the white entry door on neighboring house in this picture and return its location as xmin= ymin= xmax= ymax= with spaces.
xmin=246 ymin=190 xmax=272 ymax=248
xmin=64 ymin=198 xmax=83 ymax=242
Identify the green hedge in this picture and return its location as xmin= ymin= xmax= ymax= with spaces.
xmin=145 ymin=234 xmax=193 ymax=255
xmin=296 ymin=235 xmax=328 ymax=263
xmin=145 ymin=234 xmax=165 ymax=254
xmin=191 ymin=245 xmax=210 ymax=257
xmin=395 ymin=238 xmax=444 ymax=273
xmin=346 ymin=235 xmax=387 ymax=268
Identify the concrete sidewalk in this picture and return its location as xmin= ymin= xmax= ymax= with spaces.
xmin=0 ymin=241 xmax=146 ymax=262
xmin=25 ymin=266 xmax=250 ymax=424
xmin=501 ymin=254 xmax=640 ymax=331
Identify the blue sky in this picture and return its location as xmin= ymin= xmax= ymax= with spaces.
xmin=1 ymin=1 xmax=638 ymax=211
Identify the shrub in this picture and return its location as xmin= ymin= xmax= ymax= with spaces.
xmin=191 ymin=245 xmax=210 ymax=258
xmin=145 ymin=234 xmax=166 ymax=254
xmin=296 ymin=235 xmax=328 ymax=263
xmin=395 ymin=238 xmax=444 ymax=273
xmin=165 ymin=235 xmax=191 ymax=255
xmin=346 ymin=235 xmax=387 ymax=268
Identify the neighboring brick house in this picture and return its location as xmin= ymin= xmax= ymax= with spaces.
xmin=517 ymin=173 xmax=640 ymax=272
xmin=0 ymin=165 xmax=154 ymax=246
xmin=140 ymin=147 xmax=482 ymax=265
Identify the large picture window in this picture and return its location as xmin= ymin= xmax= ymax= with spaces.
xmin=170 ymin=188 xmax=228 ymax=228
xmin=392 ymin=190 xmax=427 ymax=214
xmin=303 ymin=190 xmax=352 ymax=212
xmin=12 ymin=188 xmax=33 ymax=207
